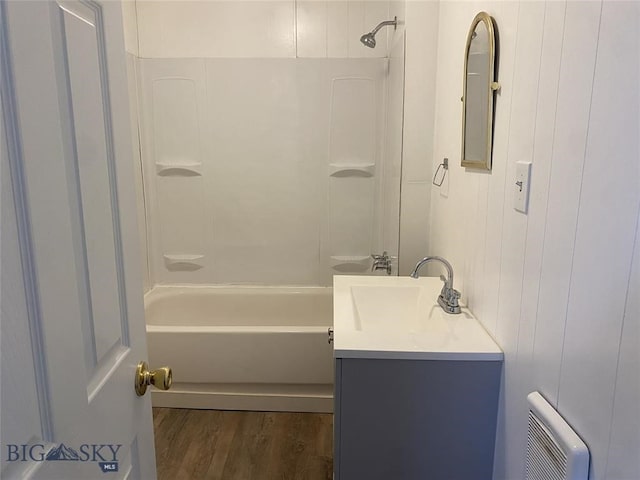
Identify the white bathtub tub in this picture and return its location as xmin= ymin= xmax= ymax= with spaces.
xmin=145 ymin=285 xmax=334 ymax=412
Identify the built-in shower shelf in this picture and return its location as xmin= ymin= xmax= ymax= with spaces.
xmin=163 ymin=254 xmax=204 ymax=271
xmin=156 ymin=162 xmax=202 ymax=176
xmin=330 ymin=255 xmax=370 ymax=273
xmin=329 ymin=163 xmax=375 ymax=178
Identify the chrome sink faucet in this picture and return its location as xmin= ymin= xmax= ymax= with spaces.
xmin=410 ymin=256 xmax=461 ymax=314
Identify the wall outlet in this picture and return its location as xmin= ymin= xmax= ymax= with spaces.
xmin=514 ymin=161 xmax=532 ymax=213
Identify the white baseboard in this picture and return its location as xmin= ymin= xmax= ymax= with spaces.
xmin=151 ymin=382 xmax=333 ymax=413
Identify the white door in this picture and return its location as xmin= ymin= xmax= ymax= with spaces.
xmin=1 ymin=1 xmax=158 ymax=478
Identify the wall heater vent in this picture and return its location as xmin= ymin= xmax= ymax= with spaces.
xmin=526 ymin=392 xmax=589 ymax=480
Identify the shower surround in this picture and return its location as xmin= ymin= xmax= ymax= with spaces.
xmin=138 ymin=57 xmax=390 ymax=286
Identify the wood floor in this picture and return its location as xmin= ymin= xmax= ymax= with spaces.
xmin=152 ymin=408 xmax=333 ymax=480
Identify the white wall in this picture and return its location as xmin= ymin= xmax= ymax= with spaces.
xmin=121 ymin=0 xmax=138 ymax=56
xmin=421 ymin=1 xmax=639 ymax=478
xmin=123 ymin=54 xmax=150 ymax=293
xmin=121 ymin=2 xmax=150 ymax=291
xmin=398 ymin=1 xmax=439 ymax=275
xmin=135 ymin=0 xmax=393 ymax=59
xmin=381 ymin=8 xmax=406 ymax=271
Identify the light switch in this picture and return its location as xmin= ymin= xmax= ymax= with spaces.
xmin=514 ymin=161 xmax=532 ymax=213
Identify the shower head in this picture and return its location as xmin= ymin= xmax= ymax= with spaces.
xmin=359 ymin=16 xmax=398 ymax=49
xmin=360 ymin=32 xmax=377 ymax=48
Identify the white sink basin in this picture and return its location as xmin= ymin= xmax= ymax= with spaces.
xmin=351 ymin=285 xmax=426 ymax=331
xmin=334 ymin=276 xmax=503 ymax=361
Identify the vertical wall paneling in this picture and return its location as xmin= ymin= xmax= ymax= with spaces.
xmin=605 ymin=210 xmax=640 ymax=479
xmin=462 ymin=172 xmax=485 ymax=312
xmin=296 ymin=1 xmax=328 ymax=58
xmin=346 ymin=2 xmax=367 ymax=58
xmin=423 ymin=1 xmax=639 ymax=479
xmin=327 ymin=2 xmax=349 ymax=58
xmin=346 ymin=2 xmax=391 ymax=59
xmin=556 ymin=2 xmax=639 ymax=477
xmin=530 ymin=0 xmax=602 ymax=405
xmin=398 ymin=1 xmax=438 ymax=275
xmin=475 ymin=2 xmax=520 ymax=338
xmin=428 ymin=2 xmax=481 ymax=310
xmin=491 ymin=3 xmax=546 ymax=478
xmin=135 ymin=1 xmax=392 ymax=60
xmin=135 ymin=1 xmax=296 ymax=59
xmin=510 ymin=2 xmax=567 ymax=478
xmin=363 ymin=1 xmax=392 ymax=55
xmin=515 ymin=0 xmax=566 ymax=412
xmin=466 ymin=4 xmax=523 ymax=476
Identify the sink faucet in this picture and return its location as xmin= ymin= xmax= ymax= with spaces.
xmin=410 ymin=256 xmax=461 ymax=314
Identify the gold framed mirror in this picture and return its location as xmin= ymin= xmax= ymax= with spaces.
xmin=461 ymin=12 xmax=499 ymax=171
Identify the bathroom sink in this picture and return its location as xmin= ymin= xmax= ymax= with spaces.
xmin=350 ymin=285 xmax=424 ymax=331
xmin=349 ymin=284 xmax=458 ymax=334
xmin=333 ymin=276 xmax=503 ymax=361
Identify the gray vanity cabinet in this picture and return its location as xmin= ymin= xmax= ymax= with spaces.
xmin=333 ymin=357 xmax=502 ymax=480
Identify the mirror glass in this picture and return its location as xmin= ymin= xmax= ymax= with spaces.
xmin=461 ymin=13 xmax=498 ymax=170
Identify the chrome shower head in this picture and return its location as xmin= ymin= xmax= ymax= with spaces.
xmin=360 ymin=32 xmax=377 ymax=48
xmin=359 ymin=16 xmax=398 ymax=49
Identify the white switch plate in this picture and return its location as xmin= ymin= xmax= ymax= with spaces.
xmin=514 ymin=161 xmax=532 ymax=213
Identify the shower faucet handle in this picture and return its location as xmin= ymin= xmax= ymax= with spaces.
xmin=371 ymin=251 xmax=392 ymax=275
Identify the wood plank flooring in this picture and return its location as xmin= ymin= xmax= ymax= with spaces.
xmin=153 ymin=408 xmax=333 ymax=480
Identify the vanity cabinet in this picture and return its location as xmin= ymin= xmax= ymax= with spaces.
xmin=332 ymin=275 xmax=504 ymax=480
xmin=333 ymin=357 xmax=501 ymax=480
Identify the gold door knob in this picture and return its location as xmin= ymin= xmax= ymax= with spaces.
xmin=135 ymin=361 xmax=172 ymax=396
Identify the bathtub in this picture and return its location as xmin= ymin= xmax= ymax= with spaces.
xmin=145 ymin=285 xmax=334 ymax=412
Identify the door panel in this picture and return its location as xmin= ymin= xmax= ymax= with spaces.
xmin=0 ymin=77 xmax=50 ymax=480
xmin=1 ymin=0 xmax=156 ymax=478
xmin=57 ymin=0 xmax=131 ymax=390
